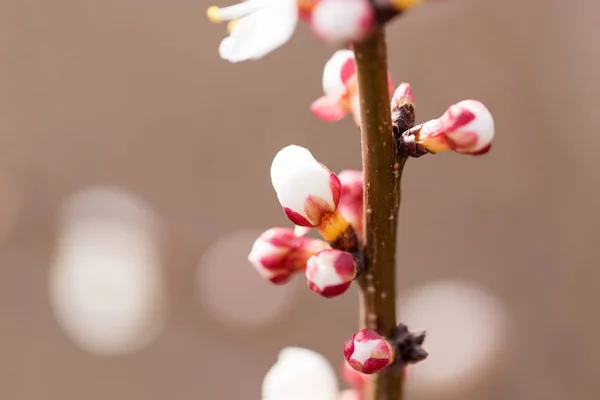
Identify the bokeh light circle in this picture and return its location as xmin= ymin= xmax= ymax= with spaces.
xmin=399 ymin=280 xmax=509 ymax=398
xmin=49 ymin=186 xmax=166 ymax=357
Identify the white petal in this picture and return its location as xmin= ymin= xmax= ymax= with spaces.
xmin=262 ymin=347 xmax=339 ymax=400
xmin=219 ymin=0 xmax=298 ymax=62
xmin=322 ymin=50 xmax=354 ymax=96
xmin=213 ymin=0 xmax=267 ymax=21
xmin=351 ymin=339 xmax=380 ymax=364
xmin=270 ymin=145 xmax=334 ymax=221
xmin=309 ymin=251 xmax=345 ymax=291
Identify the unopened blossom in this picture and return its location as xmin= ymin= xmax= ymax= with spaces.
xmin=311 ymin=0 xmax=375 ymax=45
xmin=207 ymin=0 xmax=318 ymax=63
xmin=391 ymin=81 xmax=415 ymax=110
xmin=337 ymin=170 xmax=364 ymax=238
xmin=311 ymin=50 xmax=394 ymax=125
xmin=416 ymin=100 xmax=495 ymax=155
xmin=248 ymin=227 xmax=328 ymax=284
xmin=306 ymin=249 xmax=357 ymax=298
xmin=270 ymin=145 xmax=350 ymax=242
xmin=262 ymin=347 xmax=340 ymax=400
xmin=343 ymin=329 xmax=395 ymax=374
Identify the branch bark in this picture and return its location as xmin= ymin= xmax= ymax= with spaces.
xmin=353 ymin=28 xmax=406 ymax=400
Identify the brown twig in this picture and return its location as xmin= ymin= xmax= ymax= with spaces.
xmin=352 ymin=28 xmax=407 ymax=400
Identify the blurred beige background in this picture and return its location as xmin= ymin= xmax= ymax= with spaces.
xmin=1 ymin=0 xmax=599 ymax=399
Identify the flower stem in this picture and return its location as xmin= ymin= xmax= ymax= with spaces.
xmin=352 ymin=28 xmax=405 ymax=400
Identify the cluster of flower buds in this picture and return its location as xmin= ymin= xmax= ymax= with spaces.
xmin=248 ymin=145 xmax=364 ymax=298
xmin=206 ymin=0 xmax=430 ymax=63
xmin=343 ymin=325 xmax=428 ymax=375
xmin=311 ymin=50 xmax=394 ymax=126
xmin=392 ymin=83 xmax=495 ymax=157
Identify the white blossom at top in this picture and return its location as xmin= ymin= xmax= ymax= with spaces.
xmin=208 ymin=0 xmax=299 ymax=63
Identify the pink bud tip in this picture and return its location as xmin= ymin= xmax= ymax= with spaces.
xmin=343 ymin=329 xmax=395 ymax=374
xmin=305 ymin=249 xmax=357 ymax=298
xmin=391 ymin=82 xmax=414 ymax=108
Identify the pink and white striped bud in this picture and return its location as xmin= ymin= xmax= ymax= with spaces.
xmin=271 ymin=145 xmax=349 ymax=242
xmin=248 ymin=227 xmax=328 ymax=284
xmin=305 ymin=249 xmax=357 ymax=298
xmin=341 ymin=360 xmax=367 ymax=391
xmin=311 ymin=51 xmax=394 ymax=126
xmin=311 ymin=0 xmax=375 ymax=46
xmin=418 ymin=100 xmax=494 ymax=155
xmin=343 ymin=329 xmax=395 ymax=374
xmin=338 ymin=170 xmax=364 ymax=238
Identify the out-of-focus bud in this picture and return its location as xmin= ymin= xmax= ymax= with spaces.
xmin=311 ymin=50 xmax=360 ymax=124
xmin=248 ymin=227 xmax=329 ymax=284
xmin=418 ymin=100 xmax=494 ymax=155
xmin=262 ymin=347 xmax=339 ymax=400
xmin=311 ymin=0 xmax=375 ymax=45
xmin=305 ymin=249 xmax=357 ymax=298
xmin=311 ymin=51 xmax=394 ymax=126
xmin=341 ymin=360 xmax=368 ymax=392
xmin=343 ymin=329 xmax=395 ymax=374
xmin=337 ymin=170 xmax=363 ymax=238
xmin=270 ymin=145 xmax=351 ymax=243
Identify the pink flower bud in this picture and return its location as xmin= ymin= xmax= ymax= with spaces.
xmin=391 ymin=82 xmax=414 ymax=109
xmin=271 ymin=145 xmax=350 ymax=242
xmin=310 ymin=0 xmax=375 ymax=45
xmin=338 ymin=170 xmax=364 ymax=238
xmin=341 ymin=360 xmax=367 ymax=391
xmin=306 ymin=249 xmax=357 ymax=298
xmin=248 ymin=227 xmax=328 ymax=284
xmin=311 ymin=51 xmax=394 ymax=126
xmin=419 ymin=100 xmax=494 ymax=155
xmin=343 ymin=329 xmax=395 ymax=374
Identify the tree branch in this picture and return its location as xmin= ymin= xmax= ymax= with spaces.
xmin=353 ymin=28 xmax=407 ymax=400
